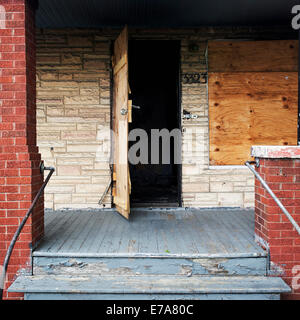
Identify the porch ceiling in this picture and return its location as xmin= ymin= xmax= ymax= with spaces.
xmin=36 ymin=0 xmax=297 ymax=29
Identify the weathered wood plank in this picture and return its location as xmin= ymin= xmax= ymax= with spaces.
xmin=56 ymin=213 xmax=90 ymax=252
xmin=78 ymin=214 xmax=105 ymax=253
xmin=216 ymin=212 xmax=256 ymax=254
xmin=209 ymin=72 xmax=298 ymax=165
xmin=208 ymin=40 xmax=298 ymax=72
xmin=36 ymin=209 xmax=266 ymax=257
xmin=98 ymin=214 xmax=125 ymax=253
xmin=43 ymin=213 xmax=81 ymax=253
xmin=194 ymin=212 xmax=232 ymax=254
xmin=9 ymin=275 xmax=291 ymax=295
xmin=66 ymin=214 xmax=98 ymax=252
xmin=33 ymin=256 xmax=267 ymax=277
xmin=112 ymin=25 xmax=130 ymax=218
xmin=24 ymin=292 xmax=281 ymax=300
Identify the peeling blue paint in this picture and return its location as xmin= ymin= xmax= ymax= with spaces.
xmin=33 ymin=256 xmax=267 ymax=276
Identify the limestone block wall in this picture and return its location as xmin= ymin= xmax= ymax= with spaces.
xmin=36 ymin=29 xmax=112 ymax=209
xmin=36 ymin=27 xmax=292 ymax=210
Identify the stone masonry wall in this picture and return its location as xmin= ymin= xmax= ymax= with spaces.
xmin=36 ymin=27 xmax=294 ymax=210
xmin=36 ymin=29 xmax=112 ymax=210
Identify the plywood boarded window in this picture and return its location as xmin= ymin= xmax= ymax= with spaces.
xmin=208 ymin=40 xmax=298 ymax=165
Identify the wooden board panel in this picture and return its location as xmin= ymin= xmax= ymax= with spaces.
xmin=37 ymin=209 xmax=265 ymax=256
xmin=208 ymin=40 xmax=298 ymax=72
xmin=128 ymin=99 xmax=132 ymax=123
xmin=112 ymin=26 xmax=130 ymax=218
xmin=209 ymin=72 xmax=298 ymax=165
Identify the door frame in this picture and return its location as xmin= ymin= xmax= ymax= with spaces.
xmin=110 ymin=36 xmax=183 ymax=208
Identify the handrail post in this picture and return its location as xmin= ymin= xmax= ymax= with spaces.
xmin=0 ymin=166 xmax=55 ymax=300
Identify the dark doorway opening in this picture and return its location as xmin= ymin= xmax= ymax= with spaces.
xmin=129 ymin=40 xmax=181 ymax=207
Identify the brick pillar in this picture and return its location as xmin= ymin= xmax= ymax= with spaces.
xmin=0 ymin=0 xmax=43 ymax=300
xmin=252 ymin=146 xmax=300 ymax=300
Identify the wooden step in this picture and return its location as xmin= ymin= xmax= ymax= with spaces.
xmin=34 ymin=209 xmax=268 ymax=277
xmin=33 ymin=253 xmax=268 ymax=276
xmin=8 ymin=274 xmax=291 ymax=300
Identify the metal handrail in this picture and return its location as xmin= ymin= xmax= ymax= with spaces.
xmin=0 ymin=165 xmax=55 ymax=300
xmin=245 ymin=161 xmax=300 ymax=236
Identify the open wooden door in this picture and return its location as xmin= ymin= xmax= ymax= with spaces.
xmin=112 ymin=26 xmax=131 ymax=219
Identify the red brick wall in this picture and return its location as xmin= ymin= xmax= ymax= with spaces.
xmin=0 ymin=0 xmax=43 ymax=300
xmin=255 ymin=158 xmax=300 ymax=300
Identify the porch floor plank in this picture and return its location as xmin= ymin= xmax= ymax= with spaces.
xmin=213 ymin=212 xmax=251 ymax=253
xmin=77 ymin=214 xmax=105 ymax=253
xmin=194 ymin=212 xmax=230 ymax=254
xmin=35 ymin=209 xmax=266 ymax=258
xmin=36 ymin=212 xmax=78 ymax=252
